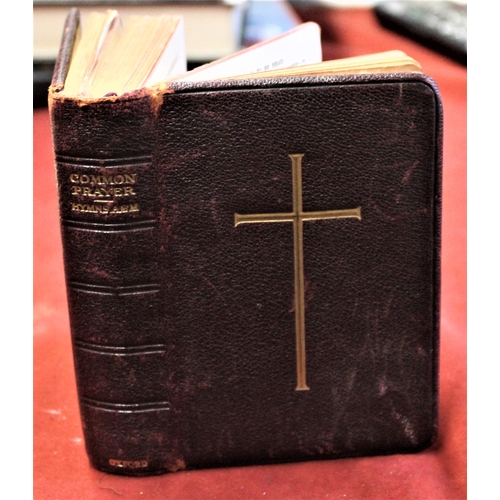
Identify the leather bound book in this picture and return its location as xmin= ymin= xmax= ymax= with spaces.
xmin=48 ymin=9 xmax=442 ymax=476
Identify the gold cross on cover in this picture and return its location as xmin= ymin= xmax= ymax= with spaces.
xmin=234 ymin=154 xmax=361 ymax=391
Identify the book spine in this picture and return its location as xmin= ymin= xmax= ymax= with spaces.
xmin=49 ymin=95 xmax=176 ymax=475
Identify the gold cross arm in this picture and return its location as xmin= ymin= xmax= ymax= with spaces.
xmin=234 ymin=154 xmax=361 ymax=391
xmin=235 ymin=208 xmax=361 ymax=226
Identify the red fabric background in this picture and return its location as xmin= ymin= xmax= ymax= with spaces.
xmin=34 ymin=7 xmax=466 ymax=499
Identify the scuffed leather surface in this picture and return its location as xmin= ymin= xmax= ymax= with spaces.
xmin=49 ymin=72 xmax=441 ymax=475
xmin=35 ymin=7 xmax=467 ymax=498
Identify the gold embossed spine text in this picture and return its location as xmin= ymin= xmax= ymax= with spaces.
xmin=68 ymin=172 xmax=139 ymax=214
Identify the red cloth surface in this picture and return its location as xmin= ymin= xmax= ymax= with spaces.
xmin=34 ymin=8 xmax=466 ymax=499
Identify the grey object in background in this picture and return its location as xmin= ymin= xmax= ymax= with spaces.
xmin=374 ymin=1 xmax=466 ymax=65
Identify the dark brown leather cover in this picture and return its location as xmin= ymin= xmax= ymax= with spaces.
xmin=50 ymin=7 xmax=80 ymax=92
xmin=49 ymin=21 xmax=442 ymax=476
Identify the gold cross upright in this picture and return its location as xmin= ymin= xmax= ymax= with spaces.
xmin=234 ymin=154 xmax=361 ymax=391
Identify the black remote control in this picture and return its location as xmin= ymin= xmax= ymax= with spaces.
xmin=374 ymin=1 xmax=467 ymax=65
